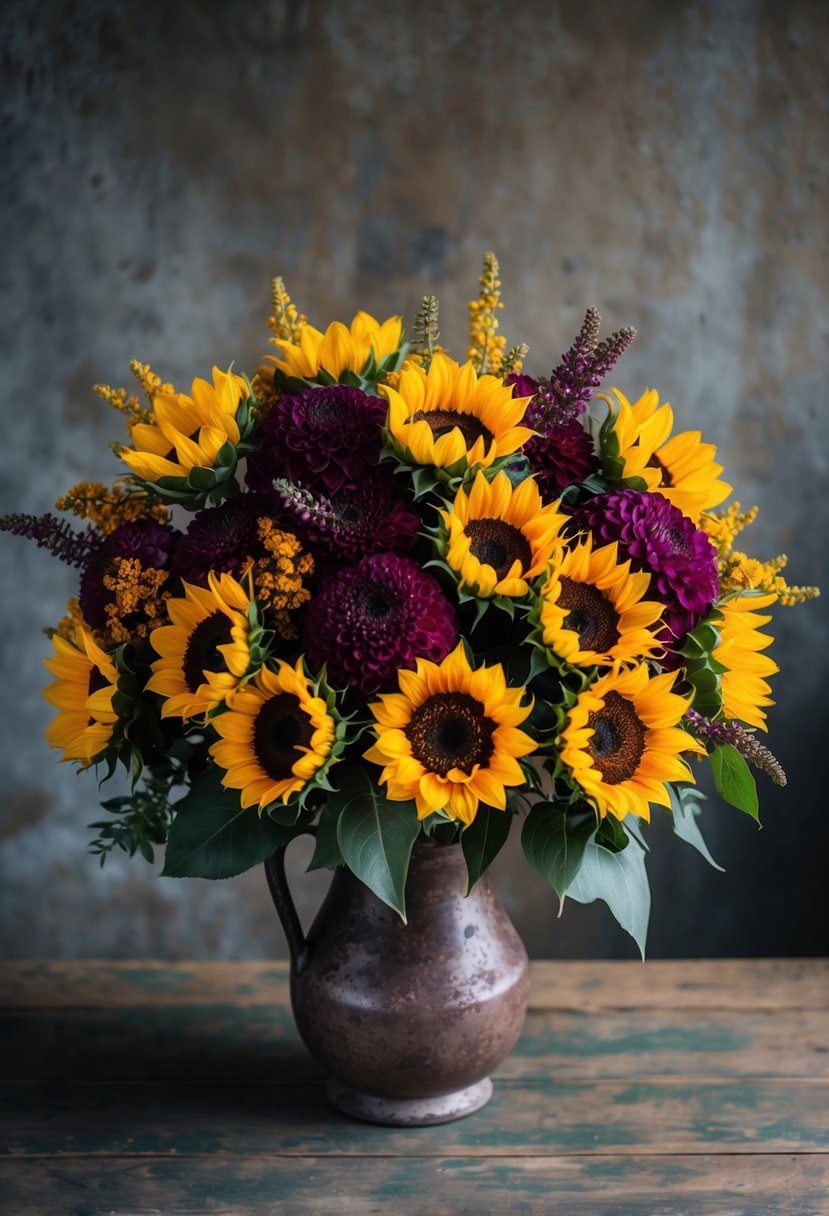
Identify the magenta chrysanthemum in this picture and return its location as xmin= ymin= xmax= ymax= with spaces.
xmin=246 ymin=384 xmax=387 ymax=497
xmin=303 ymin=553 xmax=458 ymax=695
xmin=79 ymin=521 xmax=179 ymax=631
xmin=576 ymin=489 xmax=719 ymax=647
xmin=274 ymin=473 xmax=421 ymax=562
xmin=170 ymin=495 xmax=272 ymax=587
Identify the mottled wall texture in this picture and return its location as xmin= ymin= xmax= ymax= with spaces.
xmin=1 ymin=0 xmax=827 ymax=960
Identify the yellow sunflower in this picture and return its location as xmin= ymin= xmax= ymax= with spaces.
xmin=713 ymin=592 xmax=778 ymax=731
xmin=210 ymin=659 xmax=336 ymax=810
xmin=268 ymin=312 xmax=404 ymax=383
xmin=119 ymin=367 xmax=249 ymax=483
xmin=147 ymin=572 xmax=254 ymax=720
xmin=602 ymin=388 xmax=732 ymax=522
xmin=441 ymin=471 xmax=566 ymax=598
xmin=382 ymin=352 xmax=533 ymax=472
xmin=44 ymin=628 xmax=119 ymax=766
xmin=560 ymin=664 xmax=704 ymax=821
xmin=539 ymin=537 xmax=664 ymax=667
xmin=364 ymin=642 xmax=537 ymax=826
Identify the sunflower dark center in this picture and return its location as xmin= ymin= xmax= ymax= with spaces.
xmin=253 ymin=692 xmax=314 ymax=780
xmin=405 ymin=691 xmax=496 ymax=778
xmin=411 ymin=408 xmax=494 ymax=449
xmin=465 ymin=518 xmax=533 ymax=581
xmin=586 ymin=691 xmax=646 ymax=785
xmin=559 ymin=578 xmax=620 ymax=652
xmin=182 ymin=612 xmax=233 ymax=693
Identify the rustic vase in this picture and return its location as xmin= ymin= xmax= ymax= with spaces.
xmin=264 ymin=837 xmax=529 ymax=1127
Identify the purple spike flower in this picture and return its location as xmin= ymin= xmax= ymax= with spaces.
xmin=0 ymin=512 xmax=101 ymax=568
xmin=685 ymin=710 xmax=787 ymax=786
xmin=274 ymin=473 xmax=421 ymax=562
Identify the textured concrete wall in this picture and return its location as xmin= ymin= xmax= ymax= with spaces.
xmin=1 ymin=0 xmax=827 ymax=960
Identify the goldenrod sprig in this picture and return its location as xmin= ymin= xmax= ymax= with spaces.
xmin=268 ymin=275 xmax=307 ymax=345
xmin=468 ymin=251 xmax=506 ymax=375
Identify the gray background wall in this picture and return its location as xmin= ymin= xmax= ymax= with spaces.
xmin=1 ymin=0 xmax=827 ymax=960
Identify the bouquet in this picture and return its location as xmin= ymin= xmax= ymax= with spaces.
xmin=2 ymin=253 xmax=817 ymax=955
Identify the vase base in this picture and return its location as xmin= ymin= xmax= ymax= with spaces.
xmin=325 ymin=1075 xmax=493 ymax=1127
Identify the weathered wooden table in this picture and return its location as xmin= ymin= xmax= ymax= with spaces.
xmin=1 ymin=960 xmax=827 ymax=1214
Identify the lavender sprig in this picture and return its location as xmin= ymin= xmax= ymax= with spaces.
xmin=686 ymin=709 xmax=787 ymax=787
xmin=528 ymin=307 xmax=636 ymax=430
xmin=0 ymin=512 xmax=101 ymax=568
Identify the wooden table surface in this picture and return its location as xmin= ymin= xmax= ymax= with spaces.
xmin=1 ymin=959 xmax=827 ymax=1214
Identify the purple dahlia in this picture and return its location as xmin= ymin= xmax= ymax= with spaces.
xmin=274 ymin=473 xmax=420 ymax=562
xmin=524 ymin=418 xmax=600 ymax=499
xmin=576 ymin=489 xmax=719 ymax=648
xmin=79 ymin=520 xmax=179 ymax=632
xmin=170 ymin=495 xmax=272 ymax=587
xmin=303 ymin=553 xmax=458 ymax=696
xmin=246 ymin=384 xmax=387 ymax=497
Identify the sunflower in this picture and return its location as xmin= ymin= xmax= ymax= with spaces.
xmin=441 ymin=471 xmax=566 ymax=598
xmin=601 ymin=388 xmax=732 ymax=522
xmin=382 ymin=353 xmax=533 ymax=473
xmin=146 ymin=572 xmax=254 ymax=720
xmin=364 ymin=642 xmax=536 ymax=825
xmin=713 ymin=592 xmax=778 ymax=731
xmin=539 ymin=537 xmax=664 ymax=668
xmin=560 ymin=664 xmax=704 ymax=821
xmin=210 ymin=659 xmax=336 ymax=810
xmin=44 ymin=628 xmax=119 ymax=766
xmin=119 ymin=367 xmax=249 ymax=484
xmin=268 ymin=312 xmax=404 ymax=384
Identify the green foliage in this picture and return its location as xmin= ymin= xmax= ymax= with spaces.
xmin=333 ymin=766 xmax=421 ymax=920
xmin=566 ymin=826 xmax=651 ymax=959
xmin=678 ymin=615 xmax=726 ymax=718
xmin=710 ymin=744 xmax=760 ymax=822
xmin=668 ymin=784 xmax=724 ymax=871
xmin=521 ymin=801 xmax=598 ymax=911
xmin=89 ymin=770 xmax=177 ymax=866
xmin=461 ymin=804 xmax=513 ymax=894
xmin=306 ymin=800 xmax=345 ymax=871
xmin=161 ymin=765 xmax=304 ymax=880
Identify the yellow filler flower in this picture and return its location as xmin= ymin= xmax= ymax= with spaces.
xmin=210 ymin=659 xmax=336 ymax=811
xmin=364 ymin=642 xmax=537 ymax=825
xmin=382 ymin=353 xmax=533 ymax=473
xmin=44 ymin=628 xmax=119 ymax=766
xmin=713 ymin=593 xmax=779 ymax=731
xmin=119 ymin=367 xmax=249 ymax=483
xmin=539 ymin=537 xmax=664 ymax=668
xmin=603 ymin=388 xmax=731 ymax=522
xmin=147 ymin=572 xmax=254 ymax=720
xmin=441 ymin=471 xmax=566 ymax=598
xmin=268 ymin=312 xmax=403 ymax=382
xmin=560 ymin=664 xmax=704 ymax=821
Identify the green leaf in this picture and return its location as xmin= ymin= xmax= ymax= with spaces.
xmin=521 ymin=802 xmax=597 ymax=910
xmin=161 ymin=766 xmax=300 ymax=879
xmin=187 ymin=466 xmax=218 ymax=491
xmin=334 ymin=768 xmax=421 ymax=919
xmin=307 ymin=801 xmax=344 ymax=871
xmin=669 ymin=784 xmax=724 ymax=871
xmin=461 ymin=805 xmax=512 ymax=894
xmin=566 ymin=833 xmax=651 ymax=959
xmin=595 ymin=813 xmax=629 ymax=854
xmin=710 ymin=744 xmax=760 ymax=822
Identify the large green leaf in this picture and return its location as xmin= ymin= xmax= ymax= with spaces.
xmin=566 ymin=832 xmax=651 ymax=959
xmin=307 ymin=800 xmax=345 ymax=871
xmin=461 ymin=805 xmax=512 ymax=894
xmin=710 ymin=744 xmax=760 ymax=822
xmin=521 ymin=802 xmax=597 ymax=911
xmin=669 ymin=784 xmax=724 ymax=871
xmin=161 ymin=766 xmax=300 ymax=879
xmin=334 ymin=768 xmax=421 ymax=920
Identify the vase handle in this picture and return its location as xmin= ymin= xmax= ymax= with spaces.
xmin=264 ymin=846 xmax=309 ymax=977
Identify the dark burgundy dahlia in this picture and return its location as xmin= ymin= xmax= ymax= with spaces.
xmin=79 ymin=520 xmax=179 ymax=632
xmin=576 ymin=489 xmax=719 ymax=648
xmin=303 ymin=553 xmax=458 ymax=695
xmin=274 ymin=473 xmax=420 ymax=562
xmin=246 ymin=384 xmax=387 ymax=497
xmin=170 ymin=495 xmax=272 ymax=587
xmin=524 ymin=417 xmax=600 ymax=499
